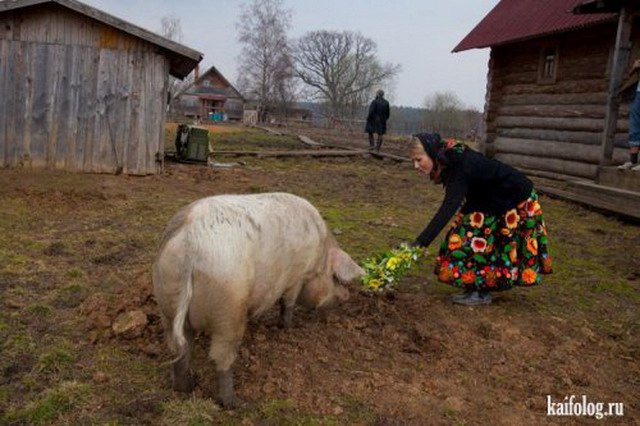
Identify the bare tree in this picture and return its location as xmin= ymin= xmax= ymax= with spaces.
xmin=293 ymin=30 xmax=400 ymax=119
xmin=423 ymin=91 xmax=465 ymax=135
xmin=159 ymin=14 xmax=194 ymax=112
xmin=160 ymin=14 xmax=184 ymax=43
xmin=236 ymin=0 xmax=295 ymax=122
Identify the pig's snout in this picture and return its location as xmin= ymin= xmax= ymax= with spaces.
xmin=334 ymin=285 xmax=350 ymax=303
xmin=354 ymin=264 xmax=365 ymax=280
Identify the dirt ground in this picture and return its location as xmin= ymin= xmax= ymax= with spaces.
xmin=0 ymin=124 xmax=638 ymax=425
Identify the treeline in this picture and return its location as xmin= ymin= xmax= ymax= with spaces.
xmin=389 ymin=105 xmax=484 ymax=140
xmin=294 ymin=102 xmax=483 ymax=141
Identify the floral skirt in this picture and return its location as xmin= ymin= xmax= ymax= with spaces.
xmin=434 ymin=191 xmax=552 ymax=291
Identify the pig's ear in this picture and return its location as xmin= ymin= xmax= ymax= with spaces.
xmin=330 ymin=247 xmax=365 ymax=284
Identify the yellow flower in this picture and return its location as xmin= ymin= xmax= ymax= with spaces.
xmin=360 ymin=244 xmax=423 ymax=292
xmin=386 ymin=257 xmax=400 ymax=270
xmin=399 ymin=252 xmax=411 ymax=262
xmin=368 ymin=279 xmax=382 ymax=289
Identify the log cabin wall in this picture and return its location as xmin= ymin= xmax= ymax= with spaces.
xmin=483 ymin=21 xmax=640 ymax=179
xmin=0 ymin=3 xmax=170 ymax=175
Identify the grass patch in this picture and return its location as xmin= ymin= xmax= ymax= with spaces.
xmin=443 ymin=408 xmax=467 ymax=426
xmin=54 ymin=284 xmax=89 ymax=308
xmin=0 ymin=385 xmax=10 ymax=404
xmin=26 ymin=304 xmax=53 ymax=317
xmin=248 ymin=185 xmax=264 ymax=193
xmin=239 ymin=398 xmax=340 ymax=425
xmin=339 ymin=395 xmax=378 ymax=424
xmin=65 ymin=268 xmax=83 ymax=279
xmin=4 ymin=331 xmax=36 ymax=353
xmin=94 ymin=346 xmax=165 ymax=388
xmin=0 ymin=249 xmax=31 ymax=268
xmin=210 ymin=130 xmax=300 ymax=151
xmin=258 ymin=398 xmax=296 ymax=419
xmin=4 ymin=381 xmax=89 ymax=425
xmin=160 ymin=397 xmax=220 ymax=426
xmin=36 ymin=346 xmax=75 ymax=375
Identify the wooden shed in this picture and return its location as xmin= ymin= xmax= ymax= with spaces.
xmin=175 ymin=65 xmax=245 ymax=122
xmin=0 ymin=0 xmax=203 ymax=175
xmin=454 ymin=0 xmax=639 ymax=181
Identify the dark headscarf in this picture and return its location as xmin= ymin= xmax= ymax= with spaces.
xmin=414 ymin=132 xmax=462 ymax=184
xmin=415 ymin=133 xmax=447 ymax=165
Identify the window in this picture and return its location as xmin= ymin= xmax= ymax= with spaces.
xmin=538 ymin=46 xmax=558 ymax=84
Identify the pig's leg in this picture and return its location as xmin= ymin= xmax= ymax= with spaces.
xmin=278 ymin=286 xmax=300 ymax=329
xmin=172 ymin=324 xmax=196 ymax=392
xmin=209 ymin=308 xmax=247 ymax=408
xmin=278 ymin=298 xmax=293 ymax=329
xmin=217 ymin=368 xmax=237 ymax=409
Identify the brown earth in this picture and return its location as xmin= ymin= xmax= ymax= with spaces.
xmin=0 ymin=124 xmax=638 ymax=425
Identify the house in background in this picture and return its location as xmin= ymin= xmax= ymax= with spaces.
xmin=174 ymin=65 xmax=245 ymax=122
xmin=454 ymin=0 xmax=640 ymax=219
xmin=0 ymin=0 xmax=202 ymax=175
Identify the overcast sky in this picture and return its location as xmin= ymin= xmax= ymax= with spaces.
xmin=82 ymin=0 xmax=500 ymax=110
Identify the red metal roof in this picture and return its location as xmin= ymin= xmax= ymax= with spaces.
xmin=453 ymin=0 xmax=616 ymax=52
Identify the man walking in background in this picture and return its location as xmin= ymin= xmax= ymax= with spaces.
xmin=365 ymin=89 xmax=390 ymax=152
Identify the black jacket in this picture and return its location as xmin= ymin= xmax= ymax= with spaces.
xmin=365 ymin=97 xmax=390 ymax=134
xmin=415 ymin=149 xmax=533 ymax=248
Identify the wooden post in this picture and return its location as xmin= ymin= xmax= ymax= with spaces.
xmin=600 ymin=7 xmax=633 ymax=166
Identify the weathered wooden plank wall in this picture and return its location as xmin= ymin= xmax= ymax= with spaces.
xmin=0 ymin=4 xmax=171 ymax=175
xmin=483 ymin=22 xmax=638 ymax=179
xmin=7 ymin=4 xmax=154 ymax=52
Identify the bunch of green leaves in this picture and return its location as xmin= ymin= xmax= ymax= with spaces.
xmin=361 ymin=243 xmax=423 ymax=292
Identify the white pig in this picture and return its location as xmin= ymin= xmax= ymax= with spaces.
xmin=152 ymin=192 xmax=364 ymax=407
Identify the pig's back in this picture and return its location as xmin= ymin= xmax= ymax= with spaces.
xmin=188 ymin=192 xmax=326 ymax=246
xmin=187 ymin=193 xmax=330 ymax=316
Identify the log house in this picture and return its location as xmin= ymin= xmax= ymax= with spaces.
xmin=454 ymin=0 xmax=640 ymax=181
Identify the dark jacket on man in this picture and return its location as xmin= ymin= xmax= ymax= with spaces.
xmin=365 ymin=95 xmax=390 ymax=135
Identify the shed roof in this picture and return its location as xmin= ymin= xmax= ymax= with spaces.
xmin=0 ymin=0 xmax=203 ymax=78
xmin=453 ymin=0 xmax=616 ymax=52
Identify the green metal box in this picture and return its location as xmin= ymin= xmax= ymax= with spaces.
xmin=185 ymin=126 xmax=210 ymax=162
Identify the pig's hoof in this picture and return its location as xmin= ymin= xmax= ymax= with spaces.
xmin=218 ymin=394 xmax=245 ymax=409
xmin=277 ymin=318 xmax=292 ymax=329
xmin=173 ymin=373 xmax=196 ymax=393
